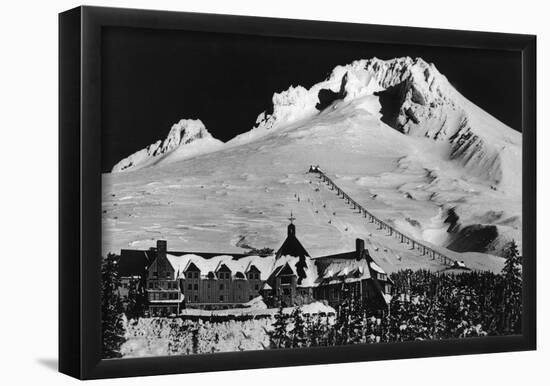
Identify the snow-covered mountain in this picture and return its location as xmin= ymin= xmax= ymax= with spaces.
xmin=230 ymin=57 xmax=519 ymax=190
xmin=104 ymin=57 xmax=521 ymax=268
xmin=112 ymin=119 xmax=224 ymax=172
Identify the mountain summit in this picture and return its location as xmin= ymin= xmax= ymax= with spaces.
xmin=228 ymin=57 xmax=519 ymax=189
xmin=112 ymin=119 xmax=223 ymax=172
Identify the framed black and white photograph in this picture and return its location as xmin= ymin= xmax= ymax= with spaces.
xmin=59 ymin=5 xmax=536 ymax=380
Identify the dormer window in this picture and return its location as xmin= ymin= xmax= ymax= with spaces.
xmin=217 ymin=264 xmax=231 ymax=280
xmin=185 ymin=262 xmax=201 ymax=280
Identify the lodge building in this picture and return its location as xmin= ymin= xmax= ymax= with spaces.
xmin=118 ymin=220 xmax=393 ymax=316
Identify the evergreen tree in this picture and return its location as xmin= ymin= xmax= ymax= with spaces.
xmin=269 ymin=306 xmax=289 ymax=348
xmin=125 ymin=278 xmax=148 ymax=319
xmin=333 ymin=300 xmax=351 ymax=345
xmin=191 ymin=325 xmax=200 ymax=354
xmin=501 ymin=240 xmax=522 ymax=333
xmin=502 ymin=241 xmax=522 ymax=284
xmin=101 ymin=253 xmax=126 ymax=358
xmin=305 ymin=314 xmax=323 ymax=347
xmin=168 ymin=318 xmax=184 ymax=355
xmin=291 ymin=308 xmax=307 ymax=348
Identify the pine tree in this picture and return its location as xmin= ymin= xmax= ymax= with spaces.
xmin=502 ymin=241 xmax=522 ymax=284
xmin=291 ymin=308 xmax=307 ymax=348
xmin=269 ymin=306 xmax=289 ymax=348
xmin=333 ymin=300 xmax=351 ymax=345
xmin=101 ymin=253 xmax=126 ymax=358
xmin=168 ymin=318 xmax=183 ymax=355
xmin=191 ymin=325 xmax=200 ymax=354
xmin=125 ymin=277 xmax=148 ymax=319
xmin=348 ymin=296 xmax=366 ymax=344
xmin=501 ymin=240 xmax=522 ymax=334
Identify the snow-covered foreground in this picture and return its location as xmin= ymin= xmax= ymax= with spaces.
xmin=120 ymin=302 xmax=335 ymax=357
xmin=121 ymin=317 xmax=272 ymax=357
xmin=103 ymin=57 xmax=521 ymax=272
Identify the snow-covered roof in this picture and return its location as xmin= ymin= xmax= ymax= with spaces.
xmin=165 ymin=253 xmax=317 ymax=286
xmin=272 ymin=255 xmax=318 ymax=288
xmin=166 ymin=254 xmax=274 ymax=280
xmin=316 ymin=259 xmax=373 ymax=285
xmin=369 ymin=261 xmax=385 ymax=274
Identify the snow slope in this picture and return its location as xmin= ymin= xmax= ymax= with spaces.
xmin=103 ymin=57 xmax=521 ymax=270
xmin=112 ymin=119 xmax=224 ymax=172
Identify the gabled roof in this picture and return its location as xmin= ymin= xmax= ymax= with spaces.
xmin=165 ymin=254 xmax=278 ymax=281
xmin=316 ymin=259 xmax=372 ymax=285
xmin=161 ymin=252 xmax=318 ymax=288
xmin=276 ymin=224 xmax=310 ymax=259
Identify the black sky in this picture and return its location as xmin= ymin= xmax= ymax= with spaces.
xmin=101 ymin=27 xmax=522 ymax=172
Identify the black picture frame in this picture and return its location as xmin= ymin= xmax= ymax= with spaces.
xmin=59 ymin=5 xmax=537 ymax=380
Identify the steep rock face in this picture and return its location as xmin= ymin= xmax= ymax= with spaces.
xmin=112 ymin=119 xmax=223 ymax=172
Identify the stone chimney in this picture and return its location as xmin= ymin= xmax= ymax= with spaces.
xmin=157 ymin=240 xmax=167 ymax=260
xmin=355 ymin=238 xmax=365 ymax=260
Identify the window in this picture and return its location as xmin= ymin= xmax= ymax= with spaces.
xmin=153 ymin=271 xmax=158 ymax=277
xmin=187 ymin=284 xmax=192 ymax=290
xmin=193 ymin=284 xmax=198 ymax=290
xmin=219 ymin=295 xmax=224 ymax=302
xmin=219 ymin=284 xmax=224 ymax=290
xmin=254 ymin=284 xmax=259 ymax=290
xmin=280 ymin=276 xmax=292 ymax=284
xmin=194 ymin=295 xmax=198 ymax=302
xmin=255 ymin=273 xmax=260 ymax=280
xmin=148 ymin=282 xmax=153 ymax=289
xmin=378 ymin=273 xmax=387 ymax=281
xmin=166 ymin=272 xmax=171 ymax=278
xmin=161 ymin=292 xmax=167 ymax=299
